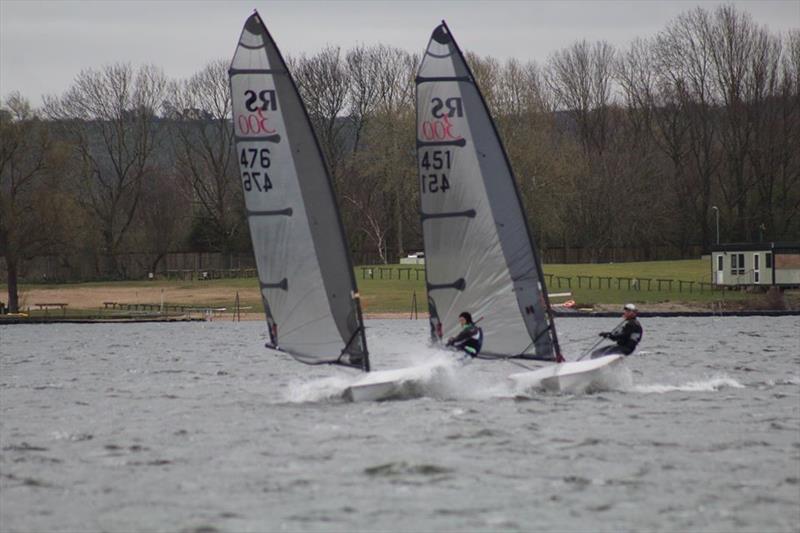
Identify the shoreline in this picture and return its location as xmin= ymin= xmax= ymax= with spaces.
xmin=2 ymin=308 xmax=798 ymax=326
xmin=2 ymin=285 xmax=797 ymax=324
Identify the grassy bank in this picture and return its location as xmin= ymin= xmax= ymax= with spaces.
xmin=3 ymin=259 xmax=795 ymax=317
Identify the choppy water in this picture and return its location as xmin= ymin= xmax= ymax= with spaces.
xmin=1 ymin=316 xmax=798 ymax=532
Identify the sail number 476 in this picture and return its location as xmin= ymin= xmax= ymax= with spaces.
xmin=240 ymin=148 xmax=273 ymax=192
xmin=420 ymin=150 xmax=451 ymax=193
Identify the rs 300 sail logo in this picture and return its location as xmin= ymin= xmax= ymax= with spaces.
xmin=237 ymin=89 xmax=278 ymax=135
xmin=421 ymin=96 xmax=463 ymax=142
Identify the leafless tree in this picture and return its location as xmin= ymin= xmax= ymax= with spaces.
xmin=134 ymin=166 xmax=192 ymax=275
xmin=545 ymin=40 xmax=619 ymax=259
xmin=548 ymin=40 xmax=617 ymax=155
xmin=465 ymin=52 xmax=502 ymax=115
xmin=771 ymin=30 xmax=800 ymax=237
xmin=166 ymin=59 xmax=242 ymax=257
xmin=652 ymin=9 xmax=722 ymax=249
xmin=43 ymin=63 xmax=168 ymax=277
xmin=0 ymin=93 xmax=71 ymax=310
xmin=346 ymin=45 xmax=384 ymax=154
xmin=291 ymin=47 xmax=350 ymax=182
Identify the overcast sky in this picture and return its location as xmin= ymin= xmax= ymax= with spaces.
xmin=2 ymin=0 xmax=798 ymax=106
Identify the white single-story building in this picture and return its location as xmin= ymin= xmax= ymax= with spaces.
xmin=710 ymin=242 xmax=800 ymax=287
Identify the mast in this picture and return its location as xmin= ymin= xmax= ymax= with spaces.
xmin=229 ymin=12 xmax=369 ymax=370
xmin=416 ymin=21 xmax=562 ymax=361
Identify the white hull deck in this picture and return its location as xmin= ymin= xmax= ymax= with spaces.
xmin=343 ymin=359 xmax=460 ymax=402
xmin=508 ymin=354 xmax=624 ymax=394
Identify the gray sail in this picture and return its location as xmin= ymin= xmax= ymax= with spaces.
xmin=229 ymin=12 xmax=368 ymax=370
xmin=416 ymin=22 xmax=561 ymax=360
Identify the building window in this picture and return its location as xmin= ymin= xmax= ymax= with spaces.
xmin=766 ymin=252 xmax=772 ymax=268
xmin=730 ymin=253 xmax=745 ymax=276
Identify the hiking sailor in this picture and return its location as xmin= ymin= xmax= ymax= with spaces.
xmin=591 ymin=303 xmax=643 ymax=358
xmin=446 ymin=311 xmax=483 ymax=357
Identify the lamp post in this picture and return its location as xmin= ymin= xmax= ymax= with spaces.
xmin=711 ymin=206 xmax=719 ymax=245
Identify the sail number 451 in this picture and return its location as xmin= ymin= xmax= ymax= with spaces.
xmin=420 ymin=150 xmax=452 ymax=193
xmin=240 ymin=148 xmax=273 ymax=192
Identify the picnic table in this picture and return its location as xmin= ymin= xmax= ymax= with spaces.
xmin=34 ymin=303 xmax=68 ymax=315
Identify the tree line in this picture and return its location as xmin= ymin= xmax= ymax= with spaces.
xmin=2 ymin=5 xmax=798 ymax=312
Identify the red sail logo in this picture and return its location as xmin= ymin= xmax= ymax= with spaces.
xmin=421 ymin=97 xmax=463 ymax=142
xmin=237 ymin=89 xmax=278 ymax=136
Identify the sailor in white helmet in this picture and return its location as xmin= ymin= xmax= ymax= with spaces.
xmin=591 ymin=303 xmax=643 ymax=358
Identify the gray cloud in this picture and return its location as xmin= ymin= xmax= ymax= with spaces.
xmin=2 ymin=0 xmax=797 ymax=106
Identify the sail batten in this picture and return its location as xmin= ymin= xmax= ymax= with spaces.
xmin=229 ymin=12 xmax=369 ymax=370
xmin=416 ymin=76 xmax=472 ymax=83
xmin=416 ymin=22 xmax=560 ymax=360
xmin=229 ymin=68 xmax=288 ymax=75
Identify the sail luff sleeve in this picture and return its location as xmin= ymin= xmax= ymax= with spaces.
xmin=229 ymin=13 xmax=368 ymax=368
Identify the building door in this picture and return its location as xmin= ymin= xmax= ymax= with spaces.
xmin=716 ymin=255 xmax=724 ymax=284
xmin=754 ymin=253 xmax=761 ymax=284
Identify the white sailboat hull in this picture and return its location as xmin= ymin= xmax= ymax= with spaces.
xmin=343 ymin=359 xmax=460 ymax=402
xmin=508 ymin=354 xmax=624 ymax=394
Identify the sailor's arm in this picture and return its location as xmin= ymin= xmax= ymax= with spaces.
xmin=448 ymin=327 xmax=473 ymax=347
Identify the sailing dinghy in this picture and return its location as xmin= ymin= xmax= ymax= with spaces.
xmin=229 ymin=12 xmax=369 ymax=372
xmin=414 ymin=21 xmax=623 ymax=393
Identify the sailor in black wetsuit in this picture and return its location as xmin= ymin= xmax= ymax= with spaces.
xmin=591 ymin=303 xmax=643 ymax=358
xmin=446 ymin=312 xmax=483 ymax=357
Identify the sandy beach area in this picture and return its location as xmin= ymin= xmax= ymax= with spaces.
xmin=9 ymin=285 xmax=420 ymax=320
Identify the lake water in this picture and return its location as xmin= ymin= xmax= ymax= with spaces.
xmin=1 ymin=316 xmax=798 ymax=532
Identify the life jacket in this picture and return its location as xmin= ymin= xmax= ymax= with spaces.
xmin=462 ymin=325 xmax=483 ymax=356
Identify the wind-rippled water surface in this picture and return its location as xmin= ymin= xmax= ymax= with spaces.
xmin=1 ymin=316 xmax=798 ymax=532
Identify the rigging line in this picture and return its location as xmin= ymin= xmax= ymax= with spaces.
xmin=339 ymin=325 xmax=366 ymax=357
xmin=576 ymin=318 xmax=626 ymax=361
xmin=513 ymin=340 xmax=536 ymax=358
xmin=332 ymin=354 xmax=363 ymax=369
xmin=503 ymin=323 xmax=556 ymax=359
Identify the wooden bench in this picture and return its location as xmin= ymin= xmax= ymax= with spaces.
xmin=35 ymin=303 xmax=68 ymax=315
